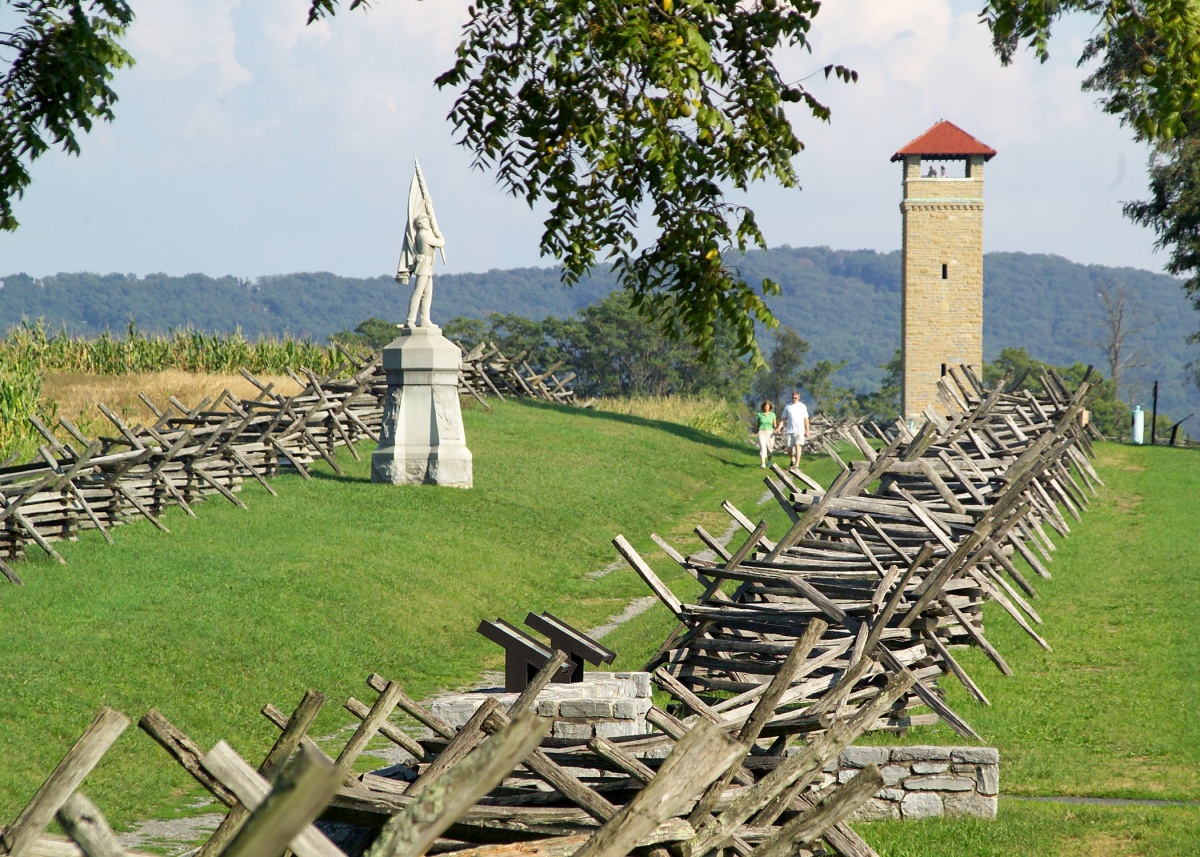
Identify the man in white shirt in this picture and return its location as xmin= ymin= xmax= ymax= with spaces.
xmin=781 ymin=391 xmax=810 ymax=467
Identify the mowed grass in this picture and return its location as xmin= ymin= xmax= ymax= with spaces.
xmin=0 ymin=398 xmax=785 ymax=830
xmin=850 ymin=443 xmax=1200 ymax=798
xmin=854 ymin=441 xmax=1200 ymax=855
xmin=862 ymin=799 xmax=1200 ymax=857
xmin=602 ymin=440 xmax=1200 ymax=855
xmin=6 ymin=391 xmax=1197 ymax=856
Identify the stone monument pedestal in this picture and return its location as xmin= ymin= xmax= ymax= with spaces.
xmin=371 ymin=326 xmax=472 ymax=488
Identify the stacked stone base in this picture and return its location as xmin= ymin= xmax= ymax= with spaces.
xmin=810 ymin=746 xmax=999 ymax=820
xmin=429 ymin=679 xmax=998 ymax=820
xmin=431 ymin=672 xmax=652 ymax=742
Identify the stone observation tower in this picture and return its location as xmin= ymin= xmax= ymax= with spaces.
xmin=891 ymin=121 xmax=996 ymax=423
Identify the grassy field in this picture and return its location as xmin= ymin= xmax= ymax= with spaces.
xmin=857 ymin=441 xmax=1200 ymax=856
xmin=859 ymin=800 xmax=1200 ymax=857
xmin=0 ymin=396 xmax=822 ymax=833
xmin=3 ymin=388 xmax=1197 ymax=855
xmin=887 ymin=442 xmax=1200 ymax=802
xmin=605 ymin=440 xmax=1200 ymax=856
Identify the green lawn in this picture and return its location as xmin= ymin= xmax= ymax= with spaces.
xmin=848 ymin=444 xmax=1200 ymax=797
xmin=865 ymin=441 xmax=1200 ymax=855
xmin=605 ymin=440 xmax=1200 ymax=856
xmin=0 ymin=399 xmax=810 ymax=830
xmin=861 ymin=799 xmax=1200 ymax=857
xmin=4 ymin=405 xmax=1197 ymax=856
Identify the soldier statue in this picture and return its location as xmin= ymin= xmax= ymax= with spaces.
xmin=395 ymin=161 xmax=446 ymax=328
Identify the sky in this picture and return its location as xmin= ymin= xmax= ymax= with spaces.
xmin=0 ymin=0 xmax=1169 ymax=281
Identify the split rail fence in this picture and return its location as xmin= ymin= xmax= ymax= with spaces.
xmin=456 ymin=341 xmax=595 ymax=409
xmin=1 ymin=637 xmax=912 ymax=857
xmin=0 ymin=343 xmax=587 ymax=584
xmin=616 ymin=364 xmax=1101 ymax=747
xmin=3 ymin=365 xmax=1104 ymax=857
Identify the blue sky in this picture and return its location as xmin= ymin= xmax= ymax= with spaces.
xmin=0 ymin=1 xmax=1167 ymax=281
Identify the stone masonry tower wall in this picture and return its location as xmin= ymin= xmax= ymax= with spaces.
xmin=894 ymin=122 xmax=996 ymax=423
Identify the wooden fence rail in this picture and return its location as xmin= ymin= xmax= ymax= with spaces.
xmin=0 ymin=349 xmax=383 ymax=581
xmin=3 ymin=655 xmax=913 ymax=857
xmin=4 ymin=365 xmax=1106 ymax=857
xmin=455 ymin=341 xmax=594 ymax=409
xmin=0 ymin=339 xmax=595 ymax=582
xmin=615 ymin=364 xmax=1100 ymax=752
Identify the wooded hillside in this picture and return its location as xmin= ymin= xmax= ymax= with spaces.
xmin=3 ymin=248 xmax=1193 ymax=418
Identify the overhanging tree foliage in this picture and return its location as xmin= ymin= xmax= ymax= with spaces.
xmin=1123 ymin=139 xmax=1200 ymax=349
xmin=0 ymin=1 xmax=133 ymax=231
xmin=428 ymin=0 xmax=843 ymax=363
xmin=1003 ymin=0 xmax=1200 ymax=142
xmin=1078 ymin=2 xmax=1200 ymax=352
xmin=4 ymin=0 xmax=1199 ymax=360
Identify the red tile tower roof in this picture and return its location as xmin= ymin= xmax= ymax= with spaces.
xmin=891 ymin=121 xmax=996 ymax=162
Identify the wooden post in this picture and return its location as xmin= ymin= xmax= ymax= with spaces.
xmin=1151 ymin=380 xmax=1158 ymax=445
xmin=747 ymin=766 xmax=884 ymax=857
xmin=56 ymin=793 xmax=125 ymax=857
xmin=139 ymin=710 xmax=237 ymax=806
xmin=218 ymin=746 xmax=342 ymax=857
xmin=364 ymin=710 xmax=552 ymax=857
xmin=570 ymin=721 xmax=743 ymax=857
xmin=200 ymin=742 xmax=344 ymax=857
xmin=197 ymin=690 xmax=327 ymax=857
xmin=3 ymin=708 xmax=129 ymax=857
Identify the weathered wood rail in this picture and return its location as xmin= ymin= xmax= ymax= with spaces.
xmin=3 ymin=364 xmax=1105 ymax=857
xmin=0 ymin=338 xmax=594 ymax=583
xmin=0 ymin=349 xmax=384 ymax=582
xmin=616 ymin=364 xmax=1100 ymax=750
xmin=3 ymin=645 xmax=912 ymax=857
xmin=455 ymin=342 xmax=594 ymax=409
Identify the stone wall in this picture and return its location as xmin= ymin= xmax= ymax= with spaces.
xmin=430 ymin=677 xmax=999 ymax=821
xmin=811 ymin=745 xmax=999 ymax=820
xmin=430 ymin=671 xmax=652 ymax=741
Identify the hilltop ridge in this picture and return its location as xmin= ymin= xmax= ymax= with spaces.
xmin=2 ymin=247 xmax=1194 ymax=418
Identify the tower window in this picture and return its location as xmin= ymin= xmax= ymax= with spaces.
xmin=942 ymin=264 xmax=948 ymax=279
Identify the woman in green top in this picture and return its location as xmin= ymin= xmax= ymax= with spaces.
xmin=755 ymin=401 xmax=777 ymax=468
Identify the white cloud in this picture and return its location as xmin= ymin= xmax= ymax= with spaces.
xmin=0 ymin=0 xmax=1165 ymax=280
xmin=732 ymin=0 xmax=1155 ymax=271
xmin=127 ymin=1 xmax=253 ymax=94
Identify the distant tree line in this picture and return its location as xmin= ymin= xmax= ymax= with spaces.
xmin=334 ymin=293 xmax=753 ymax=400
xmin=333 ymin=293 xmax=1128 ymax=437
xmin=5 ymin=247 xmax=1192 ymax=425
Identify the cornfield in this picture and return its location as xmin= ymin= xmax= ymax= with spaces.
xmin=0 ymin=320 xmax=339 ymax=463
xmin=0 ymin=364 xmax=55 ymax=464
xmin=2 ymin=320 xmax=339 ymax=376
